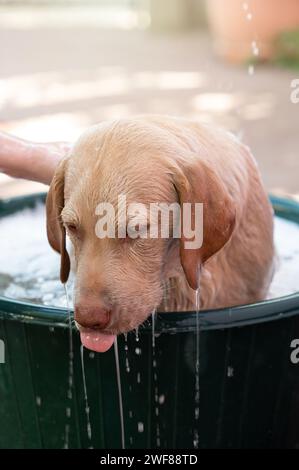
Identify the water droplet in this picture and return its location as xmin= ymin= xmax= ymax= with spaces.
xmin=36 ymin=396 xmax=41 ymax=406
xmin=49 ymin=326 xmax=55 ymax=333
xmin=138 ymin=422 xmax=144 ymax=433
xmin=66 ymin=407 xmax=71 ymax=418
xmin=193 ymin=430 xmax=199 ymax=449
xmin=137 ymin=372 xmax=141 ymax=383
xmin=135 ymin=347 xmax=141 ymax=355
xmin=158 ymin=394 xmax=165 ymax=404
xmin=64 ymin=424 xmax=70 ymax=449
xmin=251 ymin=41 xmax=259 ymax=56
xmin=227 ymin=366 xmax=234 ymax=378
xmin=248 ymin=64 xmax=255 ymax=76
xmin=89 ymin=352 xmax=95 ymax=359
xmin=129 ymin=410 xmax=133 ymax=418
xmin=87 ymin=423 xmax=92 ymax=440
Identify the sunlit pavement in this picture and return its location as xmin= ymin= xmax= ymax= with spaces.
xmin=0 ymin=6 xmax=298 ymax=199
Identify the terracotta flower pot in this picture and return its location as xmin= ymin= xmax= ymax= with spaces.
xmin=205 ymin=0 xmax=299 ymax=63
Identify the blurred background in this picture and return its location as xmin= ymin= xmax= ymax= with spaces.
xmin=0 ymin=0 xmax=298 ymax=199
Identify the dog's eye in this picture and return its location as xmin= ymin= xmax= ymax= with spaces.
xmin=65 ymin=223 xmax=78 ymax=234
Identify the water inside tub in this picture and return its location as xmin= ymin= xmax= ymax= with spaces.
xmin=0 ymin=203 xmax=298 ymax=306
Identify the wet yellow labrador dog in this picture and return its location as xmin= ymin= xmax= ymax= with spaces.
xmin=46 ymin=116 xmax=274 ymax=352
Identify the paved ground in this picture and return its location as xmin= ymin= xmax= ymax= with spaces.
xmin=0 ymin=8 xmax=298 ymax=199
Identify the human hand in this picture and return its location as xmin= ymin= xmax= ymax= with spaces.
xmin=0 ymin=132 xmax=72 ymax=185
xmin=28 ymin=141 xmax=72 ymax=185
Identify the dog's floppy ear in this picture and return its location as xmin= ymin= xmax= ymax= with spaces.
xmin=46 ymin=159 xmax=70 ymax=284
xmin=173 ymin=159 xmax=236 ymax=290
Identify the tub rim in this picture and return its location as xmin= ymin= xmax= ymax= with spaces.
xmin=0 ymin=192 xmax=299 ymax=333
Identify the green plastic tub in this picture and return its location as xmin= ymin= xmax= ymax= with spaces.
xmin=0 ymin=193 xmax=299 ymax=449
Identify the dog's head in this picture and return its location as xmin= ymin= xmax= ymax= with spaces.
xmin=46 ymin=119 xmax=235 ymax=351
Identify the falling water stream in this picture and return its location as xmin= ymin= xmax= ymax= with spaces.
xmin=124 ymin=334 xmax=134 ymax=445
xmin=114 ymin=338 xmax=126 ymax=449
xmin=80 ymin=345 xmax=92 ymax=444
xmin=193 ymin=286 xmax=201 ymax=449
xmin=242 ymin=1 xmax=260 ymax=76
xmin=135 ymin=327 xmax=139 ymax=342
xmin=151 ymin=309 xmax=161 ymax=447
xmin=124 ymin=334 xmax=130 ymax=373
xmin=152 ymin=310 xmax=156 ymax=349
xmin=63 ymin=284 xmax=73 ymax=449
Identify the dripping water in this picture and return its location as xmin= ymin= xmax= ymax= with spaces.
xmin=193 ymin=285 xmax=201 ymax=449
xmin=114 ymin=338 xmax=126 ymax=449
xmin=135 ymin=327 xmax=139 ymax=342
xmin=242 ymin=1 xmax=258 ymax=76
xmin=63 ymin=283 xmax=73 ymax=449
xmin=64 ymin=425 xmax=70 ymax=449
xmin=248 ymin=64 xmax=255 ymax=76
xmin=152 ymin=313 xmax=160 ymax=447
xmin=80 ymin=345 xmax=92 ymax=443
xmin=138 ymin=422 xmax=144 ymax=433
xmin=124 ymin=334 xmax=130 ymax=373
xmin=124 ymin=334 xmax=134 ymax=446
xmin=152 ymin=310 xmax=156 ymax=349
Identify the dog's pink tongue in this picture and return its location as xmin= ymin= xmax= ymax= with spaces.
xmin=80 ymin=330 xmax=116 ymax=353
